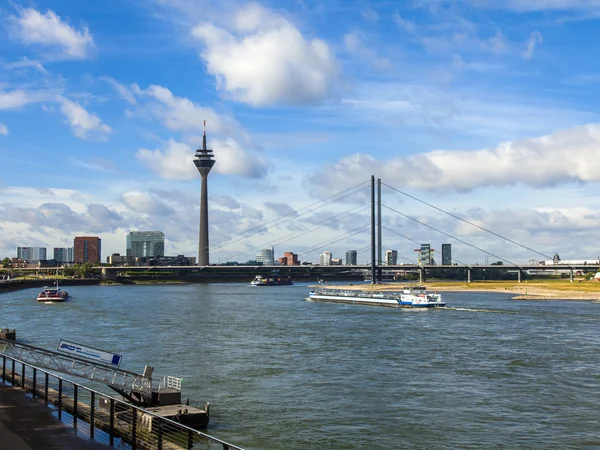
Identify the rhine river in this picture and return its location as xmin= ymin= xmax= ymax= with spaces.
xmin=2 ymin=282 xmax=600 ymax=449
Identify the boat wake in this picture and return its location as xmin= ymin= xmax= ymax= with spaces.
xmin=445 ymin=307 xmax=518 ymax=314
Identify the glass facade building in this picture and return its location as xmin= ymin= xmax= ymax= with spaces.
xmin=16 ymin=247 xmax=47 ymax=261
xmin=126 ymin=231 xmax=165 ymax=258
xmin=385 ymin=250 xmax=398 ymax=265
xmin=53 ymin=247 xmax=74 ymax=263
xmin=442 ymin=244 xmax=452 ymax=265
xmin=345 ymin=250 xmax=357 ymax=265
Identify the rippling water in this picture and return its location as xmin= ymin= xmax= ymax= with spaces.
xmin=2 ymin=282 xmax=600 ymax=449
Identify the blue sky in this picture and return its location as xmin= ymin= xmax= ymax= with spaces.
xmin=2 ymin=0 xmax=600 ymax=265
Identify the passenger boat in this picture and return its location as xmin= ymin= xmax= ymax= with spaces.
xmin=307 ymin=285 xmax=445 ymax=308
xmin=250 ymin=270 xmax=293 ymax=286
xmin=37 ymin=283 xmax=69 ymax=302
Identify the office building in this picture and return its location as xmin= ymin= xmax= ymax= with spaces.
xmin=74 ymin=237 xmax=101 ymax=263
xmin=53 ymin=247 xmax=74 ymax=263
xmin=278 ymin=252 xmax=299 ymax=266
xmin=256 ymin=247 xmax=275 ymax=265
xmin=442 ymin=244 xmax=452 ymax=265
xmin=385 ymin=250 xmax=398 ymax=266
xmin=419 ymin=244 xmax=432 ymax=266
xmin=346 ymin=250 xmax=357 ymax=265
xmin=126 ymin=231 xmax=165 ymax=258
xmin=16 ymin=247 xmax=47 ymax=262
xmin=320 ymin=251 xmax=332 ymax=266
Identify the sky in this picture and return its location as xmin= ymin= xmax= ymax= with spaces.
xmin=2 ymin=0 xmax=600 ymax=265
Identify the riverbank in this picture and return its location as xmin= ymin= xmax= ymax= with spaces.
xmin=328 ymin=280 xmax=600 ymax=301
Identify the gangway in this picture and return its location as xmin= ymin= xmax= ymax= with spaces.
xmin=0 ymin=338 xmax=180 ymax=407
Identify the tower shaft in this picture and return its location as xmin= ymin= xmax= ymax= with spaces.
xmin=198 ymin=175 xmax=210 ymax=266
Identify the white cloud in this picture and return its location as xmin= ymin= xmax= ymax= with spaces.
xmin=306 ymin=123 xmax=600 ymax=194
xmin=523 ymin=31 xmax=543 ymax=60
xmin=58 ymin=97 xmax=111 ymax=141
xmin=0 ymin=89 xmax=49 ymax=110
xmin=344 ymin=32 xmax=391 ymax=70
xmin=0 ymin=124 xmax=8 ymax=136
xmin=4 ymin=57 xmax=46 ymax=73
xmin=121 ymin=191 xmax=175 ymax=216
xmin=100 ymin=77 xmax=136 ymax=104
xmin=10 ymin=8 xmax=94 ymax=59
xmin=191 ymin=3 xmax=338 ymax=106
xmin=136 ymin=138 xmax=271 ymax=180
xmin=393 ymin=11 xmax=416 ymax=33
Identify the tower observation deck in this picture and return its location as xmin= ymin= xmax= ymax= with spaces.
xmin=194 ymin=121 xmax=215 ymax=266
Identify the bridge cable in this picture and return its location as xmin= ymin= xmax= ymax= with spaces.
xmin=382 ymin=225 xmax=472 ymax=267
xmin=225 ymin=203 xmax=371 ymax=262
xmin=382 ymin=203 xmax=520 ymax=267
xmin=298 ymin=224 xmax=371 ymax=258
xmin=210 ymin=180 xmax=371 ymax=252
xmin=382 ymin=183 xmax=554 ymax=261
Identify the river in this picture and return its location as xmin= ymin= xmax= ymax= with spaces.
xmin=2 ymin=282 xmax=600 ymax=449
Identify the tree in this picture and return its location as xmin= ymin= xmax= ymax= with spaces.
xmin=2 ymin=257 xmax=11 ymax=268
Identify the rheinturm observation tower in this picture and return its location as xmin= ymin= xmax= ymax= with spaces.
xmin=194 ymin=121 xmax=215 ymax=266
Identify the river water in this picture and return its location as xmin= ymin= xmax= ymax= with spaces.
xmin=2 ymin=282 xmax=600 ymax=449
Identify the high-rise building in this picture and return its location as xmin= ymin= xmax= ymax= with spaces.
xmin=256 ymin=247 xmax=275 ymax=265
xmin=419 ymin=244 xmax=432 ymax=266
xmin=74 ymin=237 xmax=101 ymax=263
xmin=16 ymin=247 xmax=46 ymax=261
xmin=346 ymin=250 xmax=357 ymax=265
xmin=281 ymin=251 xmax=299 ymax=266
xmin=320 ymin=251 xmax=332 ymax=266
xmin=385 ymin=250 xmax=398 ymax=265
xmin=126 ymin=231 xmax=165 ymax=258
xmin=53 ymin=247 xmax=74 ymax=263
xmin=194 ymin=122 xmax=216 ymax=266
xmin=442 ymin=244 xmax=452 ymax=265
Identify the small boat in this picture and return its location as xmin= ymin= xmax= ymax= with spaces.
xmin=37 ymin=283 xmax=69 ymax=302
xmin=250 ymin=270 xmax=293 ymax=286
xmin=307 ymin=285 xmax=445 ymax=308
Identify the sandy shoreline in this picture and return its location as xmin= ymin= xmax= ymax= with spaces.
xmin=321 ymin=282 xmax=600 ymax=301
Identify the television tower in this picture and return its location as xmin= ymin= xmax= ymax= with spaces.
xmin=194 ymin=121 xmax=216 ymax=266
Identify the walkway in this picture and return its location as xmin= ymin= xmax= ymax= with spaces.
xmin=0 ymin=383 xmax=107 ymax=449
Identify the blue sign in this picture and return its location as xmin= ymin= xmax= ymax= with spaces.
xmin=57 ymin=339 xmax=122 ymax=366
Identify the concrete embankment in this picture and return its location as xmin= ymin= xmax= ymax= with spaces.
xmin=512 ymin=294 xmax=600 ymax=301
xmin=0 ymin=279 xmax=100 ymax=294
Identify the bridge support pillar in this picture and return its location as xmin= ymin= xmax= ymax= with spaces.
xmin=518 ymin=269 xmax=521 ymax=283
xmin=467 ymin=269 xmax=471 ymax=283
xmin=570 ymin=269 xmax=574 ymax=282
xmin=101 ymin=268 xmax=117 ymax=280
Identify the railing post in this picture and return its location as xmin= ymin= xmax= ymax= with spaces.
xmin=32 ymin=368 xmax=37 ymax=398
xmin=109 ymin=399 xmax=115 ymax=447
xmin=44 ymin=373 xmax=49 ymax=404
xmin=132 ymin=407 xmax=137 ymax=450
xmin=90 ymin=392 xmax=95 ymax=440
xmin=187 ymin=430 xmax=194 ymax=450
xmin=2 ymin=355 xmax=5 ymax=383
xmin=73 ymin=385 xmax=78 ymax=431
xmin=157 ymin=420 xmax=163 ymax=450
xmin=21 ymin=362 xmax=25 ymax=388
xmin=58 ymin=379 xmax=63 ymax=420
xmin=11 ymin=359 xmax=15 ymax=385
xmin=223 ymin=445 xmax=229 ymax=450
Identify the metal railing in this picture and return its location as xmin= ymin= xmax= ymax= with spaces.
xmin=1 ymin=354 xmax=244 ymax=450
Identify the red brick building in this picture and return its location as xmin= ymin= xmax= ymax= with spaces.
xmin=74 ymin=236 xmax=101 ymax=263
xmin=278 ymin=251 xmax=299 ymax=266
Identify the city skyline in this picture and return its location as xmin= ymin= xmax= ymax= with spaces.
xmin=2 ymin=1 xmax=600 ymax=264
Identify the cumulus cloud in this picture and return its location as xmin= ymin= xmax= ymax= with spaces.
xmin=58 ymin=97 xmax=111 ymax=140
xmin=264 ymin=202 xmax=298 ymax=217
xmin=213 ymin=195 xmax=241 ymax=210
xmin=9 ymin=8 xmax=94 ymax=59
xmin=136 ymin=138 xmax=271 ymax=180
xmin=191 ymin=3 xmax=338 ymax=106
xmin=0 ymin=89 xmax=50 ymax=110
xmin=121 ymin=191 xmax=176 ymax=216
xmin=306 ymin=123 xmax=600 ymax=195
xmin=0 ymin=124 xmax=8 ymax=136
xmin=101 ymin=76 xmax=136 ymax=104
xmin=523 ymin=31 xmax=542 ymax=60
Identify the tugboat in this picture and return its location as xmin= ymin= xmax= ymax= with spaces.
xmin=37 ymin=282 xmax=68 ymax=302
xmin=250 ymin=270 xmax=293 ymax=286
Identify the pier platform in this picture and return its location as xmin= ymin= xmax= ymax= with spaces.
xmin=0 ymin=383 xmax=106 ymax=450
